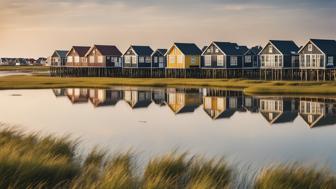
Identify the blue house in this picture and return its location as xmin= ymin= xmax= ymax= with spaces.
xmin=123 ymin=45 xmax=154 ymax=68
xmin=298 ymin=39 xmax=336 ymax=70
xmin=201 ymin=41 xmax=248 ymax=69
xmin=259 ymin=40 xmax=300 ymax=69
xmin=151 ymin=49 xmax=167 ymax=68
xmin=243 ymin=46 xmax=262 ymax=69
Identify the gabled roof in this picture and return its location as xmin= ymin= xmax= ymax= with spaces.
xmin=152 ymin=49 xmax=167 ymax=56
xmin=310 ymin=39 xmax=336 ymax=54
xmin=54 ymin=50 xmax=68 ymax=58
xmin=239 ymin=46 xmax=249 ymax=54
xmin=174 ymin=43 xmax=202 ymax=55
xmin=130 ymin=46 xmax=154 ymax=56
xmin=245 ymin=46 xmax=263 ymax=55
xmin=269 ymin=40 xmax=299 ymax=55
xmin=69 ymin=46 xmax=91 ymax=57
xmin=92 ymin=45 xmax=122 ymax=56
xmin=212 ymin=42 xmax=244 ymax=55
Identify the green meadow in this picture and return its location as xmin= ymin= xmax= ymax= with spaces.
xmin=0 ymin=125 xmax=334 ymax=189
xmin=1 ymin=75 xmax=336 ymax=95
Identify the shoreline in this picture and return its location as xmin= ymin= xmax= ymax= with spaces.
xmin=1 ymin=75 xmax=336 ymax=95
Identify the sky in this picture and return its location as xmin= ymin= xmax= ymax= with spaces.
xmin=0 ymin=0 xmax=335 ymax=58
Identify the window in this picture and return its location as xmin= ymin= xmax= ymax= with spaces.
xmin=308 ymin=44 xmax=313 ymax=52
xmin=89 ymin=56 xmax=95 ymax=63
xmin=204 ymin=55 xmax=211 ymax=66
xmin=230 ymin=56 xmax=238 ymax=66
xmin=312 ymin=55 xmax=316 ymax=67
xmin=245 ymin=55 xmax=252 ymax=63
xmin=154 ymin=57 xmax=158 ymax=63
xmin=124 ymin=56 xmax=131 ymax=64
xmin=261 ymin=56 xmax=265 ymax=67
xmin=139 ymin=56 xmax=145 ymax=63
xmin=159 ymin=57 xmax=164 ymax=63
xmin=97 ymin=56 xmax=103 ymax=63
xmin=269 ymin=45 xmax=273 ymax=53
xmin=191 ymin=56 xmax=196 ymax=64
xmin=67 ymin=56 xmax=73 ymax=63
xmin=217 ymin=55 xmax=224 ymax=66
xmin=177 ymin=55 xmax=183 ymax=64
xmin=131 ymin=56 xmax=137 ymax=64
xmin=169 ymin=55 xmax=175 ymax=63
xmin=328 ymin=56 xmax=334 ymax=66
xmin=74 ymin=56 xmax=80 ymax=63
xmin=145 ymin=57 xmax=151 ymax=63
xmin=215 ymin=48 xmax=219 ymax=53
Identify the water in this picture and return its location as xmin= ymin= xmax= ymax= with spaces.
xmin=0 ymin=86 xmax=336 ymax=171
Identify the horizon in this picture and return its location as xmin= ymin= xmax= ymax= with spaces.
xmin=1 ymin=0 xmax=335 ymax=58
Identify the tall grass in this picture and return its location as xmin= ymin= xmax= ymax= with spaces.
xmin=254 ymin=165 xmax=336 ymax=189
xmin=0 ymin=125 xmax=335 ymax=189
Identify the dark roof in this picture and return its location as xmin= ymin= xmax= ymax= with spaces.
xmin=249 ymin=46 xmax=263 ymax=55
xmin=131 ymin=46 xmax=154 ymax=56
xmin=95 ymin=45 xmax=122 ymax=56
xmin=213 ymin=42 xmax=244 ymax=55
xmin=239 ymin=46 xmax=249 ymax=54
xmin=310 ymin=39 xmax=336 ymax=54
xmin=157 ymin=49 xmax=167 ymax=55
xmin=174 ymin=43 xmax=202 ymax=55
xmin=202 ymin=46 xmax=208 ymax=52
xmin=55 ymin=50 xmax=68 ymax=58
xmin=152 ymin=49 xmax=167 ymax=56
xmin=72 ymin=46 xmax=91 ymax=57
xmin=269 ymin=40 xmax=299 ymax=55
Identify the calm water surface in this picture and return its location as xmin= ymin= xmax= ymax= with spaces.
xmin=0 ymin=86 xmax=336 ymax=171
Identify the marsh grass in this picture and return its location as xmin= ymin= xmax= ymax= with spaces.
xmin=2 ymin=75 xmax=336 ymax=95
xmin=254 ymin=164 xmax=336 ymax=189
xmin=0 ymin=125 xmax=335 ymax=189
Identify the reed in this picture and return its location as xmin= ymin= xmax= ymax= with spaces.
xmin=254 ymin=164 xmax=336 ymax=189
xmin=0 ymin=125 xmax=335 ymax=189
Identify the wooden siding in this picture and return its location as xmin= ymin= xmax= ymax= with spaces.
xmin=167 ymin=46 xmax=200 ymax=69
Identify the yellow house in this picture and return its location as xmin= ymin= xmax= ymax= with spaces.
xmin=166 ymin=43 xmax=202 ymax=69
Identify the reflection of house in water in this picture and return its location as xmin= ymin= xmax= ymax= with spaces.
xmin=243 ymin=95 xmax=260 ymax=113
xmin=299 ymin=98 xmax=336 ymax=128
xmin=203 ymin=89 xmax=243 ymax=119
xmin=52 ymin=89 xmax=67 ymax=97
xmin=66 ymin=88 xmax=89 ymax=104
xmin=89 ymin=89 xmax=123 ymax=107
xmin=166 ymin=88 xmax=202 ymax=114
xmin=260 ymin=97 xmax=298 ymax=125
xmin=152 ymin=88 xmax=166 ymax=106
xmin=123 ymin=89 xmax=152 ymax=109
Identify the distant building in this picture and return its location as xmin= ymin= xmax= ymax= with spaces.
xmin=66 ymin=88 xmax=89 ymax=104
xmin=51 ymin=50 xmax=68 ymax=66
xmin=166 ymin=43 xmax=202 ymax=69
xmin=123 ymin=45 xmax=154 ymax=68
xmin=66 ymin=46 xmax=91 ymax=66
xmin=259 ymin=40 xmax=300 ymax=69
xmin=299 ymin=39 xmax=336 ymax=69
xmin=85 ymin=45 xmax=123 ymax=67
xmin=36 ymin=57 xmax=48 ymax=65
